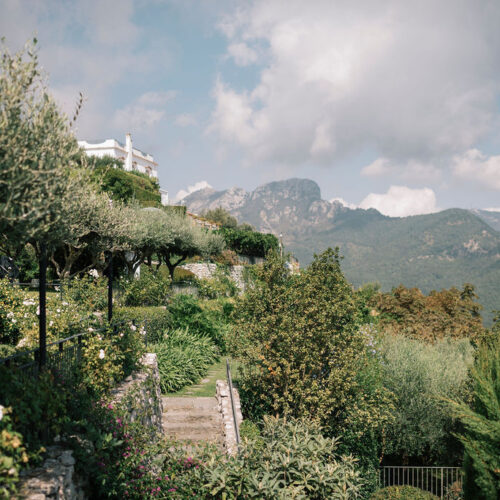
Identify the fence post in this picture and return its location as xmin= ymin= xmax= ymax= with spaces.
xmin=38 ymin=242 xmax=47 ymax=370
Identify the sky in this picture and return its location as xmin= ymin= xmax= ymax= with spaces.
xmin=1 ymin=0 xmax=500 ymax=217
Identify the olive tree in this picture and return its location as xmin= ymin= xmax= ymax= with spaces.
xmin=49 ymin=182 xmax=131 ymax=278
xmin=0 ymin=39 xmax=80 ymax=255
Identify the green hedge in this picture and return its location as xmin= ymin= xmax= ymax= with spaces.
xmin=216 ymin=227 xmax=278 ymax=257
xmin=370 ymin=486 xmax=439 ymax=500
xmin=114 ymin=306 xmax=170 ymax=344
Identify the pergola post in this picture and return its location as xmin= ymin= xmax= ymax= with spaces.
xmin=107 ymin=250 xmax=113 ymax=322
xmin=38 ymin=242 xmax=47 ymax=369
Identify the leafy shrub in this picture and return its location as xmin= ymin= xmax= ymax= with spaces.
xmin=120 ymin=267 xmax=170 ymax=307
xmin=370 ymin=485 xmax=439 ymax=499
xmin=203 ymin=416 xmax=363 ymax=499
xmin=448 ymin=336 xmax=500 ymax=500
xmin=66 ymin=273 xmax=108 ymax=311
xmin=371 ymin=284 xmax=486 ymax=343
xmin=168 ymin=294 xmax=226 ymax=351
xmin=233 ymin=249 xmax=368 ymax=423
xmin=80 ymin=323 xmax=144 ymax=397
xmin=114 ymin=306 xmax=170 ymax=344
xmin=152 ymin=329 xmax=219 ymax=393
xmin=0 ymin=406 xmax=29 ymax=499
xmin=172 ymin=267 xmax=197 ymax=282
xmin=217 ymin=227 xmax=278 ymax=257
xmin=380 ymin=335 xmax=474 ymax=465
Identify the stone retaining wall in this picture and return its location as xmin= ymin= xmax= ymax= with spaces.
xmin=17 ymin=354 xmax=162 ymax=499
xmin=216 ymin=380 xmax=243 ymax=456
xmin=180 ymin=263 xmax=246 ymax=292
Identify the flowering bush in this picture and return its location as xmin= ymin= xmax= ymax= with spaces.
xmin=66 ymin=272 xmax=108 ymax=312
xmin=0 ymin=405 xmax=29 ymax=498
xmin=0 ymin=278 xmax=100 ymax=351
xmin=120 ymin=267 xmax=170 ymax=307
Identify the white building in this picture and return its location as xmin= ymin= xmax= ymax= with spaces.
xmin=79 ymin=133 xmax=169 ymax=205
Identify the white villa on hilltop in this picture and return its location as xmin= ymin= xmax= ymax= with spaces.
xmin=78 ymin=133 xmax=169 ymax=205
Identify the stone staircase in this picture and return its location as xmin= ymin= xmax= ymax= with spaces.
xmin=161 ymin=396 xmax=224 ymax=448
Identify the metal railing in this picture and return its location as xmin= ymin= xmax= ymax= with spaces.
xmin=226 ymin=358 xmax=240 ymax=450
xmin=380 ymin=466 xmax=463 ymax=498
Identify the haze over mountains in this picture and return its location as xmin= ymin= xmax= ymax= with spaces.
xmin=183 ymin=178 xmax=500 ymax=323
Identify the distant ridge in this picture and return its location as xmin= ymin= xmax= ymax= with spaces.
xmin=183 ymin=178 xmax=500 ymax=323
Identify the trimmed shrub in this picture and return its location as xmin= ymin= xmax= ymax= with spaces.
xmin=152 ymin=329 xmax=219 ymax=393
xmin=120 ymin=267 xmax=170 ymax=307
xmin=370 ymin=485 xmax=439 ymax=500
xmin=114 ymin=306 xmax=170 ymax=344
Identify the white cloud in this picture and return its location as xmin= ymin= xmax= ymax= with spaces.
xmin=212 ymin=1 xmax=500 ymax=168
xmin=113 ymin=91 xmax=175 ymax=130
xmin=175 ymin=113 xmax=198 ymax=127
xmin=359 ymin=185 xmax=438 ymax=217
xmin=361 ymin=158 xmax=392 ymax=177
xmin=452 ymin=149 xmax=500 ymax=190
xmin=484 ymin=207 xmax=500 ymax=212
xmin=175 ymin=181 xmax=212 ymax=202
xmin=227 ymin=42 xmax=258 ymax=66
xmin=330 ymin=197 xmax=357 ymax=210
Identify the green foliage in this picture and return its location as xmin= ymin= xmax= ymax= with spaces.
xmin=80 ymin=323 xmax=144 ymax=397
xmin=203 ymin=416 xmax=363 ymax=499
xmin=370 ymin=485 xmax=439 ymax=500
xmin=217 ymin=227 xmax=278 ymax=257
xmin=90 ymin=156 xmax=161 ymax=206
xmin=372 ymin=284 xmax=486 ymax=343
xmin=381 ymin=335 xmax=474 ymax=465
xmin=203 ymin=206 xmax=238 ymax=228
xmin=120 ymin=267 xmax=170 ymax=307
xmin=114 ymin=306 xmax=170 ymax=344
xmin=0 ymin=38 xmax=81 ymax=253
xmin=0 ymin=279 xmax=24 ymax=345
xmin=66 ymin=273 xmax=108 ymax=311
xmin=152 ymin=329 xmax=219 ymax=393
xmin=168 ymin=294 xmax=227 ymax=351
xmin=14 ymin=244 xmax=38 ymax=282
xmin=232 ymin=248 xmax=363 ymax=423
xmin=448 ymin=337 xmax=500 ymax=500
xmin=0 ymin=406 xmax=29 ymax=499
xmin=197 ymin=267 xmax=239 ymax=299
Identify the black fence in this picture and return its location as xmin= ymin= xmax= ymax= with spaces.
xmin=0 ymin=318 xmax=144 ymax=382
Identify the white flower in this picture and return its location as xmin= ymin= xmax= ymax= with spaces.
xmin=97 ymin=335 xmax=102 ymax=341
xmin=23 ymin=299 xmax=35 ymax=306
xmin=140 ymin=327 xmax=146 ymax=336
xmin=88 ymin=269 xmax=99 ymax=279
xmin=62 ymin=301 xmax=69 ymax=306
xmin=99 ymin=349 xmax=105 ymax=359
xmin=0 ymin=406 xmax=3 ymax=422
xmin=36 ymin=306 xmax=40 ymax=316
xmin=56 ymin=309 xmax=61 ymax=313
xmin=7 ymin=312 xmax=14 ymax=319
xmin=11 ymin=318 xmax=16 ymax=324
xmin=119 ymin=333 xmax=124 ymax=338
xmin=88 ymin=327 xmax=94 ymax=333
xmin=129 ymin=324 xmax=137 ymax=332
xmin=49 ymin=321 xmax=54 ymax=327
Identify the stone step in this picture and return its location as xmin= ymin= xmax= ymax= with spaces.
xmin=163 ymin=428 xmax=224 ymax=442
xmin=162 ymin=413 xmax=221 ymax=424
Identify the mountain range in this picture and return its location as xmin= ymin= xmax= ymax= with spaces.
xmin=182 ymin=178 xmax=500 ymax=323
